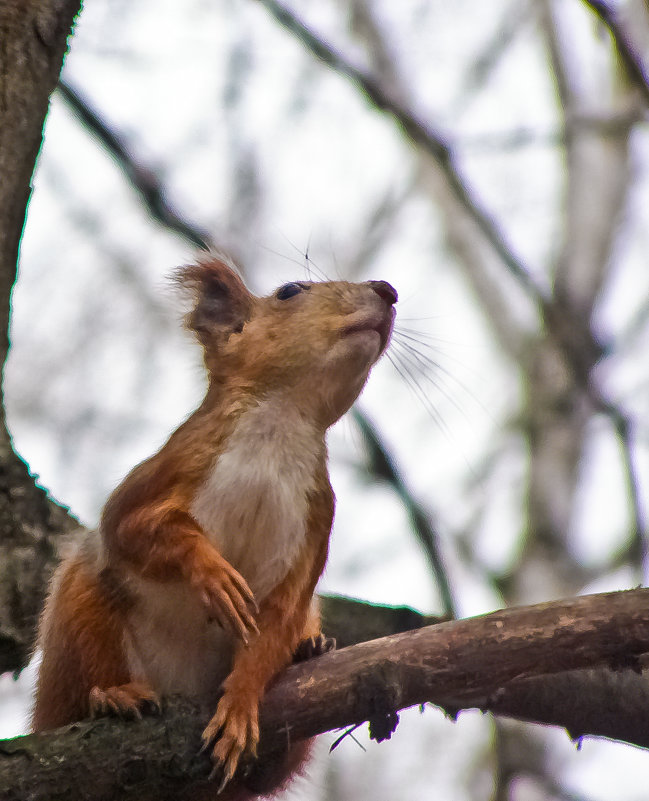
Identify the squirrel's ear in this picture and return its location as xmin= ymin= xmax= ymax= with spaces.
xmin=175 ymin=256 xmax=254 ymax=346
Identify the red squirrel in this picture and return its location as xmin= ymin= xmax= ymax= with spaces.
xmin=32 ymin=255 xmax=397 ymax=797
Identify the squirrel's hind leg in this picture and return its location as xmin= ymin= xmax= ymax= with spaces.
xmin=32 ymin=554 xmax=133 ymax=731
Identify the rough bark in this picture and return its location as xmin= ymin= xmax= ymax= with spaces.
xmin=0 ymin=0 xmax=84 ymax=675
xmin=0 ymin=0 xmax=82 ymax=353
xmin=1 ymin=589 xmax=648 ymax=801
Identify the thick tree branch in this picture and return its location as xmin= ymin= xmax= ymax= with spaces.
xmin=2 ymin=589 xmax=648 ymax=800
xmin=320 ymin=595 xmax=446 ymax=649
xmin=0 ymin=1 xmax=79 ymax=342
xmin=0 ymin=0 xmax=84 ymax=676
xmin=481 ymin=661 xmax=649 ymax=747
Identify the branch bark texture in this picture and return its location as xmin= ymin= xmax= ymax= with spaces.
xmin=2 ymin=589 xmax=648 ymax=801
xmin=0 ymin=0 xmax=84 ymax=676
xmin=0 ymin=0 xmax=81 ymax=355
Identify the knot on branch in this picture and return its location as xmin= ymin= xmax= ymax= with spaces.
xmin=368 ymin=709 xmax=399 ymax=743
xmin=355 ymin=662 xmax=401 ymax=743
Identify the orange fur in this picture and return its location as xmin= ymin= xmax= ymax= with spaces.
xmin=32 ymin=256 xmax=397 ymax=798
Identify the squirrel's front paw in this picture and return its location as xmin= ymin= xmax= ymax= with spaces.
xmin=201 ymin=691 xmax=259 ymax=793
xmin=191 ymin=551 xmax=259 ymax=643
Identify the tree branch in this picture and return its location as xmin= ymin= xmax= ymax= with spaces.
xmin=581 ymin=0 xmax=649 ymax=107
xmin=0 ymin=0 xmax=84 ymax=677
xmin=2 ymin=589 xmax=648 ymax=800
xmin=57 ymin=80 xmax=214 ymax=251
xmin=0 ymin=1 xmax=81 ymax=348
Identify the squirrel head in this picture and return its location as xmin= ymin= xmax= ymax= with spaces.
xmin=177 ymin=255 xmax=397 ymax=429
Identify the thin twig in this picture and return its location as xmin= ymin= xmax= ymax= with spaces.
xmin=582 ymin=0 xmax=649 ymax=107
xmin=57 ymin=80 xmax=213 ymax=250
xmin=536 ymin=0 xmax=645 ymax=571
xmin=253 ymin=0 xmax=647 ymax=597
xmin=352 ymin=408 xmax=456 ymax=619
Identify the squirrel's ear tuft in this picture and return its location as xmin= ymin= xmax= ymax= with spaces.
xmin=174 ymin=255 xmax=254 ymax=346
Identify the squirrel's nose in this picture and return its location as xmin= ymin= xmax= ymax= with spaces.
xmin=368 ymin=280 xmax=398 ymax=306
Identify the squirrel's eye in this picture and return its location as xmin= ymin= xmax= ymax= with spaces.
xmin=276 ymin=282 xmax=303 ymax=301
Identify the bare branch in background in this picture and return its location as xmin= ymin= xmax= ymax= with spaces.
xmin=342 ymin=185 xmax=412 ymax=282
xmin=610 ymin=411 xmax=648 ymax=573
xmin=507 ymin=0 xmax=640 ymax=583
xmin=581 ymin=0 xmax=649 ymax=106
xmin=450 ymin=0 xmax=531 ymax=116
xmin=253 ymin=0 xmax=545 ymax=303
xmin=344 ymin=0 xmax=526 ymax=351
xmin=541 ymin=0 xmax=636 ymax=316
xmin=538 ymin=0 xmax=578 ymax=113
xmin=352 ymin=409 xmax=456 ymax=619
xmin=57 ymin=81 xmax=214 ymax=251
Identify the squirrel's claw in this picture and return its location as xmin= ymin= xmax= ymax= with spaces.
xmin=191 ymin=553 xmax=259 ymax=643
xmin=202 ymin=691 xmax=259 ymax=792
xmin=89 ymin=681 xmax=161 ymax=720
xmin=293 ymin=632 xmax=336 ymax=663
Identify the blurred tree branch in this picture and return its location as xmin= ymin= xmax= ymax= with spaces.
xmin=2 ymin=589 xmax=648 ymax=801
xmin=255 ymin=0 xmax=544 ymax=303
xmin=345 ymin=0 xmax=534 ymax=382
xmin=57 ymin=81 xmax=214 ymax=251
xmin=352 ymin=409 xmax=456 ymax=619
xmin=254 ymin=0 xmax=649 ymax=589
xmin=582 ymin=0 xmax=649 ymax=106
xmin=449 ymin=0 xmax=531 ymax=117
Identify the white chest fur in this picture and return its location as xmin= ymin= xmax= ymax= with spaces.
xmin=189 ymin=399 xmax=322 ymax=601
xmin=124 ymin=399 xmax=322 ymax=699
